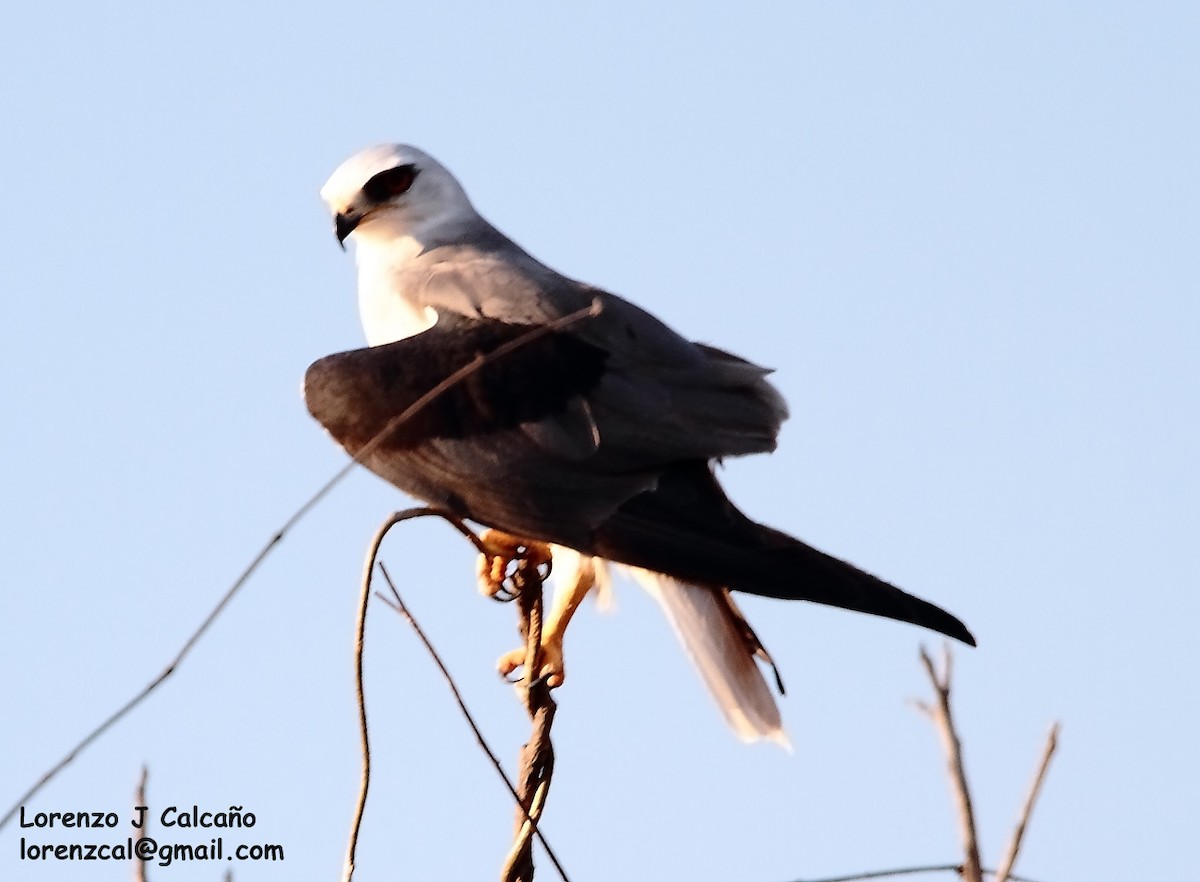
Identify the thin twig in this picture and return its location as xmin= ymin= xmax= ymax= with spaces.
xmin=132 ymin=765 xmax=149 ymax=882
xmin=342 ymin=522 xmax=379 ymax=882
xmin=791 ymin=864 xmax=965 ymax=882
xmin=918 ymin=645 xmax=983 ymax=882
xmin=374 ymin=560 xmax=571 ymax=882
xmin=788 ymin=864 xmax=1047 ymax=882
xmin=342 ymin=507 xmax=488 ymax=881
xmin=0 ymin=539 xmax=275 ymax=832
xmin=797 ymin=656 xmax=1055 ymax=882
xmin=0 ymin=301 xmax=600 ymax=831
xmin=992 ymin=723 xmax=1060 ymax=882
xmin=343 ymin=511 xmax=419 ymax=882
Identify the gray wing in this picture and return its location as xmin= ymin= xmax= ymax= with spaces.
xmin=397 ymin=243 xmax=788 ymax=465
xmin=304 ymin=313 xmax=669 ymax=543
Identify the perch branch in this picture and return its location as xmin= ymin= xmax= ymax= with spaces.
xmin=374 ymin=558 xmax=570 ymax=882
xmin=501 ymin=556 xmax=557 ymax=882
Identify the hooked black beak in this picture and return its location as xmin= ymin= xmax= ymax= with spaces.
xmin=334 ymin=212 xmax=359 ymax=249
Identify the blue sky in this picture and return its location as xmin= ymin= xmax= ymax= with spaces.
xmin=2 ymin=3 xmax=1197 ymax=880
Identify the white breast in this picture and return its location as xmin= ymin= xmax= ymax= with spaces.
xmin=354 ymin=233 xmax=438 ymax=346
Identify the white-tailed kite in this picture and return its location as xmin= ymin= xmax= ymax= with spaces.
xmin=306 ymin=144 xmax=974 ymax=745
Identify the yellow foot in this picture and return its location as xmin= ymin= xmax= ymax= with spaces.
xmin=497 ymin=636 xmax=566 ymax=688
xmin=475 ymin=530 xmax=552 ymax=598
xmin=476 ymin=534 xmax=595 ymax=691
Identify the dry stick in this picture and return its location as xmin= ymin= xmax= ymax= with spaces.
xmin=791 ymin=652 xmax=1053 ymax=882
xmin=789 ymin=865 xmax=1047 ymax=882
xmin=501 ymin=560 xmax=556 ymax=882
xmin=992 ymin=723 xmax=1061 ymax=882
xmin=341 ymin=507 xmax=489 ymax=882
xmin=0 ymin=300 xmax=602 ymax=832
xmin=916 ymin=645 xmax=983 ymax=882
xmin=132 ymin=765 xmax=149 ymax=882
xmin=375 ymin=560 xmax=571 ymax=882
xmin=344 ymin=511 xmax=404 ymax=882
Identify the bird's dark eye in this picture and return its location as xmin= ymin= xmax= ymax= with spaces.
xmin=362 ymin=164 xmax=419 ymax=203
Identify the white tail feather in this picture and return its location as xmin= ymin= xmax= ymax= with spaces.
xmin=628 ymin=567 xmax=790 ymax=748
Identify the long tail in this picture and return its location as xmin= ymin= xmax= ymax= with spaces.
xmin=592 ymin=462 xmax=976 ymax=647
xmin=629 ymin=567 xmax=790 ymax=748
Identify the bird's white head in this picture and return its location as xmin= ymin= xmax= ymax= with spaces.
xmin=319 ymin=144 xmax=474 ymax=250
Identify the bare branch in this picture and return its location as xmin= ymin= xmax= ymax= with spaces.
xmin=793 ymin=655 xmax=1057 ymax=882
xmin=132 ymin=765 xmax=149 ymax=882
xmin=992 ymin=723 xmax=1060 ymax=882
xmin=788 ymin=864 xmax=1048 ymax=882
xmin=343 ymin=512 xmax=405 ymax=882
xmin=342 ymin=507 xmax=503 ymax=881
xmin=1 ymin=302 xmax=600 ymax=831
xmin=375 ymin=559 xmax=571 ymax=882
xmin=790 ymin=864 xmax=964 ymax=882
xmin=917 ymin=645 xmax=983 ymax=882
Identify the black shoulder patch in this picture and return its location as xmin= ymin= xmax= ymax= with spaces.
xmin=304 ymin=319 xmax=608 ymax=453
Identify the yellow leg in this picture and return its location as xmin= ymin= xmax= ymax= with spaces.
xmin=489 ymin=545 xmax=597 ymax=688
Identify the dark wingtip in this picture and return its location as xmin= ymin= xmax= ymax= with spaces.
xmin=904 ymin=592 xmax=976 ymax=647
xmin=943 ymin=616 xmax=977 ymax=648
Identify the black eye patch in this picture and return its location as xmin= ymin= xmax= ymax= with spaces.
xmin=362 ymin=164 xmax=419 ymax=203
